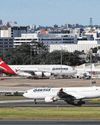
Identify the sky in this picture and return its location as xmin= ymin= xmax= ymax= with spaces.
xmin=0 ymin=0 xmax=100 ymax=26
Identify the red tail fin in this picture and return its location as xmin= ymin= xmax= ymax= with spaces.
xmin=0 ymin=58 xmax=16 ymax=75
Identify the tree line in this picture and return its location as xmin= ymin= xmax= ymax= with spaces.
xmin=0 ymin=43 xmax=86 ymax=66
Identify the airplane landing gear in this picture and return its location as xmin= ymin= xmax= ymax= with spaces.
xmin=34 ymin=99 xmax=37 ymax=104
xmin=66 ymin=99 xmax=85 ymax=106
xmin=77 ymin=100 xmax=85 ymax=106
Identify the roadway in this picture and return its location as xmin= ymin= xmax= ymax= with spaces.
xmin=0 ymin=120 xmax=100 ymax=125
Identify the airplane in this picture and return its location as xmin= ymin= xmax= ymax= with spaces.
xmin=74 ymin=71 xmax=91 ymax=79
xmin=0 ymin=58 xmax=76 ymax=79
xmin=23 ymin=86 xmax=100 ymax=106
xmin=74 ymin=63 xmax=98 ymax=79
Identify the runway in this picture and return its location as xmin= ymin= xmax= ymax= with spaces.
xmin=0 ymin=99 xmax=100 ymax=107
xmin=0 ymin=120 xmax=100 ymax=125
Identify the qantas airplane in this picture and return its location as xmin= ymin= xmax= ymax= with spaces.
xmin=75 ymin=64 xmax=100 ymax=79
xmin=23 ymin=86 xmax=100 ymax=106
xmin=0 ymin=58 xmax=76 ymax=78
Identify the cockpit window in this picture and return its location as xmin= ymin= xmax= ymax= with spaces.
xmin=25 ymin=91 xmax=28 ymax=93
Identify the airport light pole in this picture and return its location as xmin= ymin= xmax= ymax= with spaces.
xmin=89 ymin=49 xmax=94 ymax=86
xmin=60 ymin=45 xmax=65 ymax=78
xmin=2 ymin=40 xmax=5 ymax=60
xmin=61 ymin=47 xmax=63 ymax=66
xmin=30 ymin=42 xmax=33 ymax=65
xmin=60 ymin=46 xmax=63 ymax=77
xmin=60 ymin=45 xmax=66 ymax=78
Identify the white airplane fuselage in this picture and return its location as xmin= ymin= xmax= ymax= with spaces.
xmin=9 ymin=64 xmax=76 ymax=78
xmin=0 ymin=58 xmax=76 ymax=78
xmin=23 ymin=86 xmax=100 ymax=102
xmin=75 ymin=64 xmax=100 ymax=78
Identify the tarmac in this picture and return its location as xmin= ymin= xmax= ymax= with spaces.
xmin=0 ymin=77 xmax=99 ymax=95
xmin=0 ymin=77 xmax=99 ymax=90
xmin=0 ymin=99 xmax=99 ymax=107
xmin=0 ymin=77 xmax=99 ymax=108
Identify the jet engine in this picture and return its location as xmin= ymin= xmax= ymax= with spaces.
xmin=45 ymin=97 xmax=55 ymax=102
xmin=34 ymin=71 xmax=42 ymax=77
xmin=45 ymin=96 xmax=58 ymax=102
xmin=17 ymin=71 xmax=33 ymax=77
xmin=43 ymin=72 xmax=51 ymax=77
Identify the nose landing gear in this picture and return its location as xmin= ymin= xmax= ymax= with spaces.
xmin=34 ymin=99 xmax=37 ymax=104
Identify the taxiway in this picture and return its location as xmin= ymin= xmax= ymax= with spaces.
xmin=0 ymin=99 xmax=99 ymax=107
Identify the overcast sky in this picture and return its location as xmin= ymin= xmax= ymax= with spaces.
xmin=0 ymin=0 xmax=100 ymax=26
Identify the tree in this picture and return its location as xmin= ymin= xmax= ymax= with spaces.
xmin=1 ymin=43 xmax=86 ymax=66
xmin=45 ymin=51 xmax=61 ymax=64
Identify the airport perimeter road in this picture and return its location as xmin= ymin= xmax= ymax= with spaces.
xmin=0 ymin=121 xmax=100 ymax=125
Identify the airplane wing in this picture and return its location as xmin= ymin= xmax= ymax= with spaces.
xmin=66 ymin=92 xmax=85 ymax=99
xmin=19 ymin=70 xmax=51 ymax=78
xmin=57 ymin=88 xmax=87 ymax=106
xmin=57 ymin=88 xmax=85 ymax=100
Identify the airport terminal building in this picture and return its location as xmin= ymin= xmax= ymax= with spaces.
xmin=49 ymin=40 xmax=100 ymax=53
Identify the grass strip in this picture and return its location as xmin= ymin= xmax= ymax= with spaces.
xmin=0 ymin=107 xmax=100 ymax=120
xmin=0 ymin=96 xmax=25 ymax=100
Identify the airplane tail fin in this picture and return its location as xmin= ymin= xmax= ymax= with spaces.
xmin=0 ymin=58 xmax=16 ymax=75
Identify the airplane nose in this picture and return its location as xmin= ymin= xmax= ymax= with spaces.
xmin=23 ymin=92 xmax=33 ymax=98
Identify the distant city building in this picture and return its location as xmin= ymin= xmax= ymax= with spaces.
xmin=50 ymin=40 xmax=100 ymax=53
xmin=14 ymin=33 xmax=38 ymax=48
xmin=0 ymin=26 xmax=28 ymax=38
xmin=0 ymin=21 xmax=100 ymax=54
xmin=0 ymin=26 xmax=11 ymax=37
xmin=0 ymin=20 xmax=3 ymax=26
xmin=0 ymin=37 xmax=13 ymax=52
xmin=38 ymin=30 xmax=77 ymax=46
xmin=14 ymin=33 xmax=43 ymax=54
xmin=11 ymin=26 xmax=28 ymax=37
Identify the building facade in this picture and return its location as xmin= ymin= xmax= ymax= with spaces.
xmin=0 ymin=37 xmax=13 ymax=53
xmin=50 ymin=40 xmax=100 ymax=53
